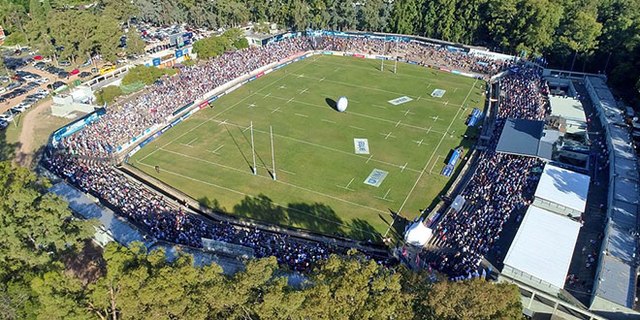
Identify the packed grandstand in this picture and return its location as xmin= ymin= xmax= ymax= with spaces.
xmin=43 ymin=33 xmax=548 ymax=277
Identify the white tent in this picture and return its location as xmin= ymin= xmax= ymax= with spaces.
xmin=503 ymin=206 xmax=581 ymax=291
xmin=404 ymin=219 xmax=432 ymax=246
xmin=534 ymin=164 xmax=590 ymax=217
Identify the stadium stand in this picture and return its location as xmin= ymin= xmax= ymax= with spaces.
xmin=43 ymin=33 xmax=508 ymax=272
xmin=585 ymin=76 xmax=640 ymax=318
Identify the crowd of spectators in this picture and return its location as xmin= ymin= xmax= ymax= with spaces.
xmin=44 ymin=154 xmax=348 ymax=271
xmin=46 ymin=34 xmax=517 ymax=271
xmin=425 ymin=65 xmax=550 ymax=279
xmin=312 ymin=36 xmax=509 ymax=76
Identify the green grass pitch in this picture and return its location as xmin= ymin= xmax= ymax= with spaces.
xmin=129 ymin=55 xmax=485 ymax=241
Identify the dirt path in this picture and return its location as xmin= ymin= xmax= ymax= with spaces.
xmin=15 ymin=98 xmax=53 ymax=166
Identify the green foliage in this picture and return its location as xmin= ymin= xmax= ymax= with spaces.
xmin=122 ymin=65 xmax=176 ymax=86
xmin=95 ymin=85 xmax=124 ymax=105
xmin=126 ymin=27 xmax=147 ymax=56
xmin=193 ymin=28 xmax=250 ymax=59
xmin=0 ymin=162 xmax=94 ymax=283
xmin=423 ymin=279 xmax=524 ymax=320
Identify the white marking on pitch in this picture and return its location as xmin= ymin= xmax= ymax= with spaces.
xmin=431 ymin=116 xmax=441 ymax=122
xmin=319 ymin=77 xmax=325 ymax=82
xmin=380 ymin=132 xmax=396 ymax=140
xmin=453 ymin=88 xmax=458 ymax=93
xmin=321 ymin=119 xmax=336 ymax=124
xmin=287 ymin=97 xmax=294 ymax=104
xmin=429 ymin=155 xmax=445 ymax=174
xmin=242 ymin=125 xmax=251 ymax=132
xmin=299 ymin=88 xmax=308 ymax=94
xmin=247 ymin=103 xmax=257 ymax=108
xmin=271 ymin=107 xmax=282 ymax=113
xmin=414 ymin=139 xmax=425 ymax=146
xmin=366 ymin=155 xmax=373 ymax=164
xmin=337 ymin=178 xmax=355 ymax=191
xmin=180 ymin=137 xmax=198 ymax=147
xmin=279 ymin=169 xmax=296 ymax=175
xmin=373 ymin=104 xmax=387 ymax=109
xmin=295 ymin=113 xmax=308 ymax=118
xmin=210 ymin=145 xmax=224 ymax=155
xmin=374 ymin=188 xmax=393 ymax=202
xmin=264 ymin=92 xmax=271 ymax=98
xmin=403 ymin=109 xmax=413 ymax=116
xmin=279 ymin=85 xmax=286 ymax=89
xmin=417 ymin=96 xmax=422 ymax=101
xmin=218 ymin=119 xmax=228 ymax=126
xmin=349 ymin=125 xmax=365 ymax=131
xmin=395 ymin=120 xmax=402 ymax=128
xmin=297 ymin=74 xmax=305 ymax=78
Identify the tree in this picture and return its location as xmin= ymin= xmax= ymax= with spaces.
xmin=95 ymin=85 xmax=124 ymax=105
xmin=389 ymin=0 xmax=420 ymax=35
xmin=125 ymin=27 xmax=146 ymax=56
xmin=423 ymin=279 xmax=524 ymax=320
xmin=358 ymin=0 xmax=386 ymax=32
xmin=294 ymin=251 xmax=414 ymax=319
xmin=192 ymin=35 xmax=231 ymax=59
xmin=0 ymin=161 xmax=94 ymax=283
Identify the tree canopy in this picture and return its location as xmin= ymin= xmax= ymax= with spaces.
xmin=0 ymin=159 xmax=524 ymax=319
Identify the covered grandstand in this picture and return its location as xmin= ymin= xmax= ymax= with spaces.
xmin=501 ymin=206 xmax=581 ymax=295
xmin=586 ymin=76 xmax=640 ymax=319
xmin=533 ymin=163 xmax=590 ymax=218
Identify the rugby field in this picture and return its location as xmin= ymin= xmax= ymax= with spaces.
xmin=129 ymin=55 xmax=485 ymax=241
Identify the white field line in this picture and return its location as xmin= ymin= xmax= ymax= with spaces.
xmin=136 ymin=161 xmax=366 ymax=229
xmin=349 ymin=125 xmax=365 ymax=131
xmin=256 ymin=93 xmax=447 ymax=135
xmin=138 ymin=64 xmax=299 ymax=162
xmin=143 ymin=151 xmax=386 ymax=214
xmin=387 ymin=78 xmax=478 ymax=236
xmin=312 ymin=58 xmax=467 ymax=87
xmin=211 ymin=119 xmax=422 ymax=173
xmin=321 ymin=119 xmax=336 ymax=124
xmin=294 ymin=113 xmax=308 ymax=118
xmin=289 ymin=72 xmax=457 ymax=106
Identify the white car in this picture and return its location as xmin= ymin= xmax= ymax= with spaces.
xmin=12 ymin=104 xmax=28 ymax=113
xmin=35 ymin=77 xmax=50 ymax=84
xmin=0 ymin=112 xmax=14 ymax=122
xmin=36 ymin=88 xmax=50 ymax=94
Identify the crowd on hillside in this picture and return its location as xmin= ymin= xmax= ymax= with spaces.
xmin=44 ymin=154 xmax=351 ymax=271
xmin=46 ymin=34 xmax=518 ymax=272
xmin=425 ymin=65 xmax=550 ymax=279
xmin=312 ymin=36 xmax=508 ymax=75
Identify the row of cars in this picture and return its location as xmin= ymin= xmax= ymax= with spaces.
xmin=33 ymin=61 xmax=92 ymax=79
xmin=0 ymin=88 xmax=49 ymax=129
xmin=0 ymin=70 xmax=49 ymax=101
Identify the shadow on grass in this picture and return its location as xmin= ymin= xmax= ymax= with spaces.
xmin=197 ymin=193 xmax=386 ymax=242
xmin=325 ymin=98 xmax=337 ymax=111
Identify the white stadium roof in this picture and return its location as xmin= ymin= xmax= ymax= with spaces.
xmin=404 ymin=219 xmax=432 ymax=246
xmin=504 ymin=206 xmax=581 ymax=289
xmin=535 ymin=164 xmax=590 ymax=214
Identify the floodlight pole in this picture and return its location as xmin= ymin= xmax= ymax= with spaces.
xmin=270 ymin=126 xmax=276 ymax=180
xmin=250 ymin=121 xmax=257 ymax=175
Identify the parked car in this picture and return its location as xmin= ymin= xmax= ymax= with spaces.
xmin=59 ymin=60 xmax=71 ymax=67
xmin=58 ymin=71 xmax=70 ymax=78
xmin=11 ymin=105 xmax=27 ymax=113
xmin=78 ymin=71 xmax=92 ymax=78
xmin=0 ymin=112 xmax=14 ymax=122
xmin=50 ymin=81 xmax=66 ymax=91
